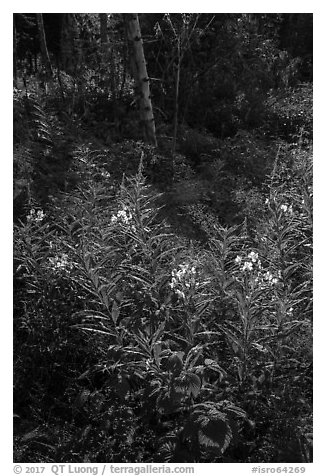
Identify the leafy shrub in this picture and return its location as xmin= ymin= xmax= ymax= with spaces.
xmin=264 ymin=83 xmax=313 ymax=141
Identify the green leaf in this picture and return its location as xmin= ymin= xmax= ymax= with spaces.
xmin=196 ymin=410 xmax=232 ymax=453
xmin=185 ymin=372 xmax=201 ymax=398
xmin=153 ymin=342 xmax=162 ymax=366
xmin=111 ymin=300 xmax=120 ymax=324
xmin=167 ymin=352 xmax=184 ymax=376
xmin=99 ymin=290 xmax=109 ymax=309
xmin=115 ymin=291 xmax=123 ymax=302
xmin=195 ymin=301 xmax=210 ymax=319
xmin=204 ymin=359 xmax=227 ymax=378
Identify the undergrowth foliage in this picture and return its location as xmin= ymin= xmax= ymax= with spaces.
xmin=14 ymin=146 xmax=312 ymax=462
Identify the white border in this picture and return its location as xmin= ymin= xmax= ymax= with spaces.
xmin=3 ymin=4 xmax=323 ymax=475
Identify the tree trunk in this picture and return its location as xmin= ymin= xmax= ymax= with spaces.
xmin=60 ymin=13 xmax=81 ymax=75
xmin=100 ymin=14 xmax=120 ymax=137
xmin=171 ymin=38 xmax=181 ymax=169
xmin=99 ymin=14 xmax=117 ymax=118
xmin=125 ymin=13 xmax=157 ymax=147
xmin=36 ymin=13 xmax=52 ymax=78
xmin=13 ymin=15 xmax=17 ymax=87
xmin=99 ymin=13 xmax=108 ymax=56
xmin=99 ymin=14 xmax=109 ymax=86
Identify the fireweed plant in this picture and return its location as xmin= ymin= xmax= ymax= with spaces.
xmin=202 ymin=146 xmax=312 ymax=461
xmin=14 ymin=148 xmax=312 ymax=462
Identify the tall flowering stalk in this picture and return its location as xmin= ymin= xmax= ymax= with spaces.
xmin=169 ymin=263 xmax=199 ymax=301
xmin=168 ymin=258 xmax=211 ymax=349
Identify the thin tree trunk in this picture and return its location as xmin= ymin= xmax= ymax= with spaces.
xmin=61 ymin=14 xmax=73 ymax=74
xmin=100 ymin=14 xmax=118 ymax=132
xmin=125 ymin=13 xmax=157 ymax=147
xmin=172 ymin=39 xmax=181 ymax=168
xmin=60 ymin=14 xmax=81 ymax=75
xmin=99 ymin=14 xmax=109 ymax=86
xmin=13 ymin=15 xmax=17 ymax=87
xmin=36 ymin=13 xmax=52 ymax=78
xmin=119 ymin=24 xmax=128 ymax=100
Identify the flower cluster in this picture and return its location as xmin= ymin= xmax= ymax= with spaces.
xmin=48 ymin=253 xmax=73 ymax=273
xmin=111 ymin=205 xmax=136 ymax=231
xmin=235 ymin=252 xmax=280 ymax=287
xmin=265 ymin=198 xmax=294 ymax=216
xmin=101 ymin=170 xmax=111 ymax=179
xmin=27 ymin=209 xmax=45 ymax=223
xmin=235 ymin=252 xmax=261 ymax=273
xmin=280 ymin=204 xmax=293 ymax=215
xmin=169 ymin=263 xmax=199 ymax=300
xmin=261 ymin=270 xmax=280 ymax=286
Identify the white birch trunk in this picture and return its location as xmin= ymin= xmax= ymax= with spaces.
xmin=125 ymin=13 xmax=157 ymax=146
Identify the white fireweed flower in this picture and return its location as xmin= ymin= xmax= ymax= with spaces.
xmin=27 ymin=208 xmax=35 ymax=219
xmin=176 ymin=289 xmax=185 ymax=300
xmin=242 ymin=261 xmax=253 ymax=272
xmin=48 ymin=253 xmax=72 ymax=272
xmin=235 ymin=255 xmax=242 ymax=264
xmin=264 ymin=271 xmax=273 ymax=281
xmin=36 ymin=210 xmax=45 ymax=222
xmin=169 ymin=278 xmax=176 ymax=289
xmin=280 ymin=204 xmax=294 ymax=215
xmin=169 ymin=263 xmax=198 ymax=299
xmin=27 ymin=208 xmax=45 ymax=223
xmin=248 ymin=251 xmax=259 ymax=262
xmin=111 ymin=205 xmax=134 ymax=227
xmin=262 ymin=271 xmax=279 ymax=286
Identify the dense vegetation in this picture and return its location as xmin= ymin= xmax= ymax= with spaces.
xmin=13 ymin=13 xmax=312 ymax=463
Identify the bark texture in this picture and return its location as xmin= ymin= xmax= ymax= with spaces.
xmin=36 ymin=13 xmax=52 ymax=78
xmin=125 ymin=13 xmax=157 ymax=146
xmin=60 ymin=14 xmax=81 ymax=74
xmin=13 ymin=15 xmax=17 ymax=86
